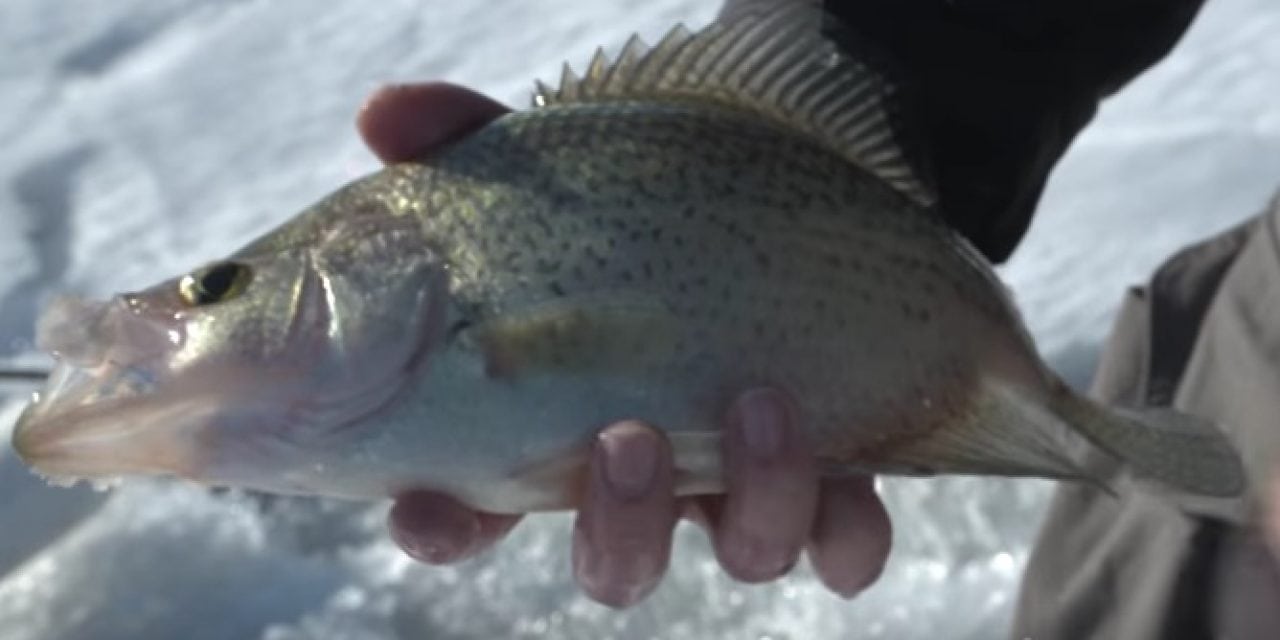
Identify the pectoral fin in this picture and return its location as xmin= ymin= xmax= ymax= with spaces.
xmin=468 ymin=294 xmax=684 ymax=377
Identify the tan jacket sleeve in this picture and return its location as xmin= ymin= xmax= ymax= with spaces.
xmin=1011 ymin=206 xmax=1280 ymax=639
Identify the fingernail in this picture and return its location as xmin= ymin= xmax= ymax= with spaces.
xmin=598 ymin=423 xmax=659 ymax=500
xmin=722 ymin=529 xmax=798 ymax=582
xmin=737 ymin=389 xmax=786 ymax=459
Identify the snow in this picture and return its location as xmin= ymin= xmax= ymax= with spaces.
xmin=1 ymin=0 xmax=1277 ymax=638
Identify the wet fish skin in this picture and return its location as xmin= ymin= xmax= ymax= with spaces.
xmin=10 ymin=5 xmax=1245 ymax=511
xmin=281 ymin=102 xmax=1038 ymax=508
xmin=408 ymin=101 xmax=1022 ymax=450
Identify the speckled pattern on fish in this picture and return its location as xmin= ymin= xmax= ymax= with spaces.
xmin=10 ymin=4 xmax=1245 ymax=511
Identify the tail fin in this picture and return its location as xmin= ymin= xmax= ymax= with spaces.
xmin=1051 ymin=393 xmax=1245 ymax=498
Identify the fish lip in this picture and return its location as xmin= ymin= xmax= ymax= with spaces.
xmin=12 ymin=395 xmax=206 ymax=481
xmin=11 ymin=360 xmax=205 ymax=482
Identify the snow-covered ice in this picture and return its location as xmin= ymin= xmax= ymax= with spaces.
xmin=0 ymin=0 xmax=1276 ymax=638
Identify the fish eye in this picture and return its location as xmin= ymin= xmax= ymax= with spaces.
xmin=178 ymin=261 xmax=253 ymax=306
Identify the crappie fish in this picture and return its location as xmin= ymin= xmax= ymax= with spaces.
xmin=10 ymin=5 xmax=1244 ymax=512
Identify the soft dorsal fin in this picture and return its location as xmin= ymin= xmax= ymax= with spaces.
xmin=532 ymin=3 xmax=935 ymax=207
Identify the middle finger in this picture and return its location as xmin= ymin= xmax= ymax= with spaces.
xmin=712 ymin=388 xmax=819 ymax=582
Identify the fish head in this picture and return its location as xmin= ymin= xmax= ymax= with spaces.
xmin=12 ymin=179 xmax=448 ymax=494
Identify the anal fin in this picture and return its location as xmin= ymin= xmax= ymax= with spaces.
xmin=840 ymin=380 xmax=1099 ymax=485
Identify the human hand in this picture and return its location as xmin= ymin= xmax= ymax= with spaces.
xmin=350 ymin=85 xmax=895 ymax=603
xmin=382 ymin=377 xmax=890 ymax=607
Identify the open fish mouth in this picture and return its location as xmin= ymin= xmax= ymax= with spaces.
xmin=36 ymin=355 xmax=160 ymax=410
xmin=23 ymin=294 xmax=173 ymax=414
xmin=11 ymin=361 xmax=208 ymax=481
xmin=9 ymin=295 xmax=204 ymax=482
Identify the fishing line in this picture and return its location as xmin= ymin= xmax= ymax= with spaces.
xmin=0 ymin=369 xmax=50 ymax=382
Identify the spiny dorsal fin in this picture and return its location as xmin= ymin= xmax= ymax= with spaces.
xmin=531 ymin=4 xmax=935 ymax=207
xmin=600 ymin=35 xmax=648 ymax=95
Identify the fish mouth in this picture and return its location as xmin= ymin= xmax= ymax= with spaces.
xmin=10 ymin=295 xmax=205 ymax=483
xmin=11 ymin=361 xmax=208 ymax=482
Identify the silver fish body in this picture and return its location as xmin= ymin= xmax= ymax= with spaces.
xmin=11 ymin=5 xmax=1244 ymax=510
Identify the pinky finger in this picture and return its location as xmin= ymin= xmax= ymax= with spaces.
xmin=806 ymin=476 xmax=892 ymax=598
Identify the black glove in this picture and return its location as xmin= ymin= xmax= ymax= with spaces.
xmin=818 ymin=0 xmax=1206 ymax=262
